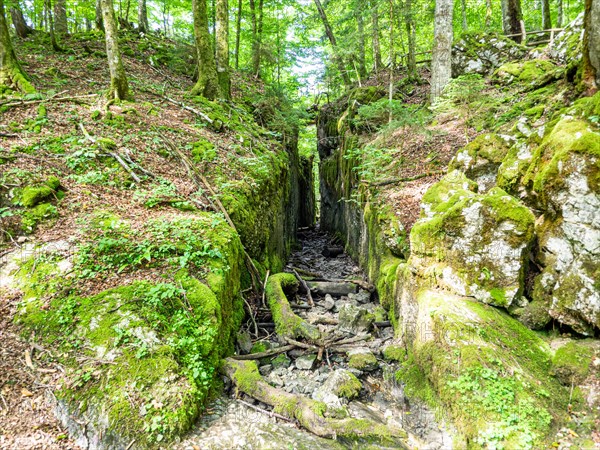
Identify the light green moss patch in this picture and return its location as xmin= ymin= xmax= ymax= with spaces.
xmin=551 ymin=341 xmax=596 ymax=385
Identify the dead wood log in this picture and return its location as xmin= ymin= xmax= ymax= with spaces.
xmin=321 ymin=246 xmax=344 ymax=257
xmin=306 ymin=281 xmax=357 ymax=297
xmin=266 ymin=273 xmax=320 ymax=342
xmin=369 ymin=170 xmax=445 ymax=187
xmin=231 ymin=344 xmax=296 ymax=361
xmin=222 ymin=358 xmax=408 ymax=446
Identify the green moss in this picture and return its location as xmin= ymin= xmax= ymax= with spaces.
xmin=551 ymin=342 xmax=595 ymax=385
xmin=383 ymin=344 xmax=406 ymax=362
xmin=21 ymin=202 xmax=58 ymax=232
xmin=348 ymin=351 xmax=378 ymax=371
xmin=336 ymin=372 xmax=362 ymax=399
xmin=191 ymin=139 xmax=217 ymax=163
xmin=494 ymin=60 xmax=558 ymax=85
xmin=20 ymin=177 xmax=62 ymax=207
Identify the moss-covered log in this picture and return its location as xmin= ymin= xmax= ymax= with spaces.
xmin=222 ymin=358 xmax=408 ymax=446
xmin=0 ymin=0 xmax=34 ymax=93
xmin=265 ymin=273 xmax=321 ymax=342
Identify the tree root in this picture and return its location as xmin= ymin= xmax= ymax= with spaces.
xmin=222 ymin=358 xmax=408 ymax=446
xmin=265 ymin=273 xmax=321 ymax=342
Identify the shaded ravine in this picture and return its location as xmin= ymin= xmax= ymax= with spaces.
xmin=175 ymin=226 xmax=452 ymax=450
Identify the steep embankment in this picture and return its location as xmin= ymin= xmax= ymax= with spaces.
xmin=0 ymin=32 xmax=314 ymax=448
xmin=317 ymin=24 xmax=600 ymax=449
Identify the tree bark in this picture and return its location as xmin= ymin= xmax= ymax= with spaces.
xmin=556 ymin=0 xmax=563 ymax=27
xmin=583 ymin=0 xmax=600 ymax=91
xmin=371 ymin=0 xmax=382 ymax=71
xmin=0 ymin=0 xmax=34 ymax=92
xmin=9 ymin=5 xmax=33 ymax=38
xmin=485 ymin=0 xmax=492 ymax=28
xmin=501 ymin=0 xmax=523 ymax=42
xmin=45 ymin=0 xmax=63 ymax=51
xmin=430 ymin=0 xmax=454 ymax=102
xmin=100 ymin=0 xmax=130 ymax=100
xmin=355 ymin=1 xmax=367 ymax=80
xmin=404 ymin=0 xmax=417 ymax=76
xmin=215 ymin=0 xmax=230 ymax=98
xmin=313 ymin=0 xmax=351 ymax=87
xmin=138 ymin=0 xmax=148 ymax=33
xmin=461 ymin=0 xmax=468 ymax=31
xmin=541 ymin=0 xmax=552 ymax=30
xmin=53 ymin=0 xmax=67 ymax=35
xmin=95 ymin=0 xmax=103 ymax=31
xmin=249 ymin=0 xmax=263 ymax=77
xmin=192 ymin=0 xmax=219 ymax=98
xmin=234 ymin=0 xmax=242 ymax=69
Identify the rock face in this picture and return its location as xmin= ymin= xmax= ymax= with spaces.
xmin=411 ymin=171 xmax=535 ymax=308
xmin=547 ymin=12 xmax=584 ymax=66
xmin=526 ymin=117 xmax=600 ymax=334
xmin=452 ymin=33 xmax=528 ymax=77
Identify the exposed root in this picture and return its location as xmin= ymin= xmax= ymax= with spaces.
xmin=265 ymin=273 xmax=321 ymax=342
xmin=222 ymin=358 xmax=408 ymax=446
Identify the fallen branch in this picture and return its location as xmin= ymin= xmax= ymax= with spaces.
xmin=231 ymin=344 xmax=296 ymax=361
xmin=78 ymin=123 xmax=141 ymax=183
xmin=1 ymin=92 xmax=97 ymax=108
xmin=237 ymin=398 xmax=296 ymax=423
xmin=369 ymin=170 xmax=445 ymax=187
xmin=222 ymin=358 xmax=408 ymax=445
xmin=163 ymin=96 xmax=215 ymax=126
xmin=292 ymin=269 xmax=314 ymax=307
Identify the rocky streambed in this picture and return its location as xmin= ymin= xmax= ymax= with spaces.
xmin=176 ymin=227 xmax=452 ymax=450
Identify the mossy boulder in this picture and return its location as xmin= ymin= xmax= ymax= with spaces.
xmin=448 ymin=133 xmax=510 ymax=192
xmin=347 ymin=348 xmax=378 ymax=371
xmin=394 ymin=288 xmax=570 ymax=449
xmin=493 ymin=60 xmax=558 ymax=86
xmin=411 ymin=171 xmax=535 ymax=308
xmin=548 ymin=12 xmax=584 ymax=66
xmin=551 ymin=341 xmax=597 ymax=385
xmin=523 ymin=118 xmax=600 ymax=334
xmin=452 ymin=32 xmax=527 ymax=77
xmin=20 ymin=176 xmax=62 ymax=207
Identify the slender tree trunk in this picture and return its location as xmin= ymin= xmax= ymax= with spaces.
xmin=95 ymin=0 xmax=103 ymax=30
xmin=541 ymin=0 xmax=552 ymax=30
xmin=234 ymin=0 xmax=242 ymax=69
xmin=355 ymin=1 xmax=367 ymax=79
xmin=138 ymin=0 xmax=148 ymax=32
xmin=371 ymin=0 xmax=382 ymax=71
xmin=53 ymin=0 xmax=67 ymax=35
xmin=556 ymin=0 xmax=563 ymax=27
xmin=10 ymin=5 xmax=33 ymax=38
xmin=215 ymin=0 xmax=230 ymax=98
xmin=501 ymin=0 xmax=524 ymax=42
xmin=313 ymin=0 xmax=351 ymax=87
xmin=582 ymin=0 xmax=599 ymax=91
xmin=85 ymin=17 xmax=91 ymax=31
xmin=461 ymin=0 xmax=468 ymax=31
xmin=0 ymin=0 xmax=34 ymax=92
xmin=100 ymin=0 xmax=130 ymax=99
xmin=405 ymin=0 xmax=416 ymax=76
xmin=192 ymin=0 xmax=219 ymax=98
xmin=388 ymin=0 xmax=394 ymax=123
xmin=249 ymin=0 xmax=262 ymax=77
xmin=45 ymin=0 xmax=63 ymax=51
xmin=485 ymin=0 xmax=492 ymax=27
xmin=430 ymin=0 xmax=454 ymax=102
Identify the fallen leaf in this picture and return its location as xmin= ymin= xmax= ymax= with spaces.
xmin=25 ymin=350 xmax=34 ymax=370
xmin=21 ymin=388 xmax=34 ymax=397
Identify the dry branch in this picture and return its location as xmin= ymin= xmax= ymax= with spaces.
xmin=292 ymin=269 xmax=314 ymax=307
xmin=369 ymin=170 xmax=445 ymax=187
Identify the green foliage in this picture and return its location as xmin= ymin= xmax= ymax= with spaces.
xmin=354 ymin=99 xmax=431 ymax=132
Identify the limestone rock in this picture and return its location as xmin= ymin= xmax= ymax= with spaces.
xmin=338 ymin=304 xmax=375 ymax=334
xmin=347 ymin=348 xmax=378 ymax=371
xmin=547 ymin=13 xmax=584 ymax=66
xmin=411 ymin=171 xmax=535 ymax=308
xmin=295 ymin=354 xmax=317 ymax=370
xmin=322 ymin=294 xmax=335 ymax=311
xmin=321 ymin=369 xmax=362 ymax=399
xmin=452 ymin=33 xmax=528 ymax=77
xmin=493 ymin=59 xmax=558 ymax=87
xmin=449 ymin=133 xmax=511 ymax=193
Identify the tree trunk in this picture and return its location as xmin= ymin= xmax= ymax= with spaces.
xmin=192 ymin=0 xmax=219 ymax=98
xmin=430 ymin=0 xmax=454 ymax=102
xmin=0 ymin=0 xmax=34 ymax=92
xmin=583 ymin=0 xmax=600 ymax=91
xmin=313 ymin=0 xmax=351 ymax=87
xmin=355 ymin=1 xmax=367 ymax=79
xmin=541 ymin=0 xmax=552 ymax=30
xmin=249 ymin=0 xmax=263 ymax=77
xmin=45 ymin=0 xmax=63 ymax=51
xmin=53 ymin=0 xmax=67 ymax=35
xmin=137 ymin=0 xmax=148 ymax=32
xmin=371 ymin=0 xmax=382 ymax=71
xmin=556 ymin=0 xmax=563 ymax=27
xmin=461 ymin=0 xmax=468 ymax=31
xmin=100 ymin=0 xmax=130 ymax=100
xmin=486 ymin=0 xmax=492 ymax=28
xmin=234 ymin=0 xmax=242 ymax=69
xmin=95 ymin=0 xmax=103 ymax=30
xmin=215 ymin=0 xmax=230 ymax=98
xmin=9 ymin=5 xmax=33 ymax=38
xmin=501 ymin=0 xmax=523 ymax=42
xmin=405 ymin=0 xmax=417 ymax=76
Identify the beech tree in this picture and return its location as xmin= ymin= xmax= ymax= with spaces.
xmin=0 ymin=0 xmax=33 ymax=92
xmin=430 ymin=0 xmax=454 ymax=102
xmin=583 ymin=0 xmax=599 ymax=90
xmin=192 ymin=0 xmax=219 ymax=98
xmin=10 ymin=5 xmax=33 ymax=38
xmin=313 ymin=0 xmax=351 ymax=87
xmin=215 ymin=0 xmax=230 ymax=98
xmin=371 ymin=0 xmax=382 ymax=72
xmin=54 ymin=0 xmax=67 ymax=35
xmin=138 ymin=0 xmax=149 ymax=33
xmin=501 ymin=0 xmax=523 ymax=42
xmin=100 ymin=0 xmax=130 ymax=99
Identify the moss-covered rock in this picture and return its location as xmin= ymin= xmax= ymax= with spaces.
xmin=448 ymin=133 xmax=510 ymax=192
xmin=347 ymin=348 xmax=378 ymax=371
xmin=20 ymin=176 xmax=62 ymax=207
xmin=411 ymin=171 xmax=535 ymax=308
xmin=493 ymin=60 xmax=558 ymax=86
xmin=551 ymin=341 xmax=597 ymax=385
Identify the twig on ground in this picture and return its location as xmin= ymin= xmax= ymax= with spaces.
xmin=368 ymin=170 xmax=445 ymax=187
xmin=243 ymin=295 xmax=259 ymax=338
xmin=292 ymin=269 xmax=314 ymax=307
xmin=231 ymin=344 xmax=296 ymax=360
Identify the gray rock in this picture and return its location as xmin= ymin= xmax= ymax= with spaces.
xmin=322 ymin=294 xmax=335 ymax=311
xmin=339 ymin=304 xmax=374 ymax=334
xmin=271 ymin=354 xmax=291 ymax=369
xmin=259 ymin=365 xmax=272 ymax=376
xmin=295 ymin=354 xmax=317 ymax=370
xmin=320 ymin=369 xmax=362 ymax=399
xmin=347 ymin=348 xmax=379 ymax=372
xmin=236 ymin=331 xmax=253 ymax=354
xmin=348 ymin=290 xmax=371 ymax=304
